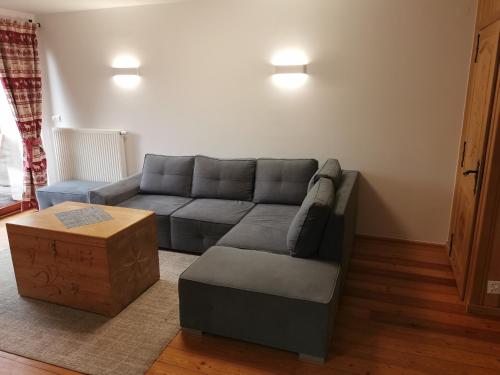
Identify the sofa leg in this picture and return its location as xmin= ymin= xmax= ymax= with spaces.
xmin=182 ymin=328 xmax=203 ymax=336
xmin=299 ymin=353 xmax=326 ymax=364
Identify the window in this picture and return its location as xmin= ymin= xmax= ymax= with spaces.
xmin=0 ymin=85 xmax=23 ymax=215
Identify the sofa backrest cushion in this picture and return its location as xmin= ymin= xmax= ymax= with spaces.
xmin=287 ymin=177 xmax=335 ymax=258
xmin=253 ymin=159 xmax=318 ymax=205
xmin=191 ymin=155 xmax=256 ymax=201
xmin=140 ymin=154 xmax=194 ymax=197
xmin=308 ymin=159 xmax=342 ymax=191
xmin=318 ymin=171 xmax=358 ymax=262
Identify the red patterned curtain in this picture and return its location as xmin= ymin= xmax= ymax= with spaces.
xmin=0 ymin=19 xmax=46 ymax=210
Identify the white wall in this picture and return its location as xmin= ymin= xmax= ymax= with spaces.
xmin=38 ymin=0 xmax=476 ymax=244
xmin=0 ymin=7 xmax=34 ymax=20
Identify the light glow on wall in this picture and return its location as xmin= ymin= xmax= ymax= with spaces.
xmin=271 ymin=49 xmax=309 ymax=89
xmin=272 ymin=73 xmax=308 ymax=89
xmin=112 ymin=55 xmax=141 ymax=89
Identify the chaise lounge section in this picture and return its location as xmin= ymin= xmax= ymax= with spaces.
xmin=179 ymin=246 xmax=341 ymax=360
xmin=88 ymin=154 xmax=359 ymax=360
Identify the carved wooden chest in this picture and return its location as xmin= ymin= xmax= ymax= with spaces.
xmin=6 ymin=202 xmax=159 ymax=317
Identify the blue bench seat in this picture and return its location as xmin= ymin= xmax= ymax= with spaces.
xmin=36 ymin=180 xmax=108 ymax=209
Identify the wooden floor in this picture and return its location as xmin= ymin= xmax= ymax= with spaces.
xmin=2 ymin=216 xmax=500 ymax=374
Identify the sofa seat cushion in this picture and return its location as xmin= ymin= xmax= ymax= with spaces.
xmin=253 ymin=159 xmax=318 ymax=205
xmin=179 ymin=246 xmax=341 ymax=358
xmin=191 ymin=155 xmax=256 ymax=201
xmin=118 ymin=194 xmax=192 ymax=248
xmin=171 ymin=199 xmax=255 ymax=253
xmin=140 ymin=154 xmax=194 ymax=197
xmin=36 ymin=180 xmax=108 ymax=209
xmin=217 ymin=204 xmax=299 ymax=254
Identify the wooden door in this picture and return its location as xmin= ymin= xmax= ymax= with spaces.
xmin=448 ymin=21 xmax=500 ymax=298
xmin=466 ymin=72 xmax=500 ymax=315
xmin=477 ymin=0 xmax=500 ymax=32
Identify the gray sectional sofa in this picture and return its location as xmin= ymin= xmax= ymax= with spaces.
xmin=88 ymin=154 xmax=359 ymax=361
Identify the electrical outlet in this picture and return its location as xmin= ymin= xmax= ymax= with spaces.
xmin=487 ymin=281 xmax=500 ymax=294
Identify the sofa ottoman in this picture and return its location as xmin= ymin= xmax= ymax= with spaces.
xmin=179 ymin=245 xmax=342 ymax=360
xmin=36 ymin=180 xmax=109 ymax=209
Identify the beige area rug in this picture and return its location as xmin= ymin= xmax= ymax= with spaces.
xmin=0 ymin=249 xmax=198 ymax=375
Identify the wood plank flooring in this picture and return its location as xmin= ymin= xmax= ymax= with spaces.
xmin=2 ymin=228 xmax=500 ymax=374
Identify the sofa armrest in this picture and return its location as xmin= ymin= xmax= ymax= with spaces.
xmin=318 ymin=171 xmax=359 ymax=264
xmin=88 ymin=173 xmax=142 ymax=206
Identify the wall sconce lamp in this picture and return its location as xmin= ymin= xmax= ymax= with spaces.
xmin=112 ymin=67 xmax=140 ymax=76
xmin=112 ymin=67 xmax=141 ymax=89
xmin=271 ymin=49 xmax=309 ymax=89
xmin=273 ymin=64 xmax=307 ymax=75
xmin=112 ymin=55 xmax=141 ymax=89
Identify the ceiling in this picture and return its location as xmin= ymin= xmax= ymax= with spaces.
xmin=0 ymin=0 xmax=184 ymax=15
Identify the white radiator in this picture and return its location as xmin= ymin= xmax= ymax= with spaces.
xmin=52 ymin=127 xmax=127 ymax=183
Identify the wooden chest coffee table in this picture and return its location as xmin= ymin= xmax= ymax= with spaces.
xmin=6 ymin=202 xmax=159 ymax=317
